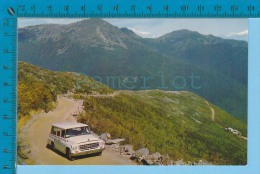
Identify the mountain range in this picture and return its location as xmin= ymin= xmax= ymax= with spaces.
xmin=18 ymin=19 xmax=248 ymax=121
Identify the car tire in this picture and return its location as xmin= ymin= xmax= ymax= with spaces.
xmin=51 ymin=142 xmax=55 ymax=151
xmin=46 ymin=144 xmax=50 ymax=149
xmin=66 ymin=148 xmax=75 ymax=161
xmin=96 ymin=151 xmax=102 ymax=156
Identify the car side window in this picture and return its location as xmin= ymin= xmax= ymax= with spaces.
xmin=51 ymin=127 xmax=62 ymax=137
xmin=57 ymin=129 xmax=61 ymax=137
xmin=61 ymin=130 xmax=66 ymax=138
xmin=51 ymin=127 xmax=56 ymax=135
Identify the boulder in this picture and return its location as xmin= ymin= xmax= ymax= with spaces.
xmin=135 ymin=148 xmax=149 ymax=158
xmin=106 ymin=133 xmax=111 ymax=139
xmin=143 ymin=152 xmax=162 ymax=165
xmin=120 ymin=145 xmax=135 ymax=156
xmin=161 ymin=154 xmax=172 ymax=165
xmin=144 ymin=159 xmax=154 ymax=165
xmin=137 ymin=156 xmax=144 ymax=163
xmin=144 ymin=152 xmax=161 ymax=160
xmin=192 ymin=162 xmax=198 ymax=165
xmin=99 ymin=133 xmax=111 ymax=141
xmin=175 ymin=159 xmax=186 ymax=165
xmin=197 ymin=159 xmax=212 ymax=165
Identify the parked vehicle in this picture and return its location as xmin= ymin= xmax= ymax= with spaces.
xmin=47 ymin=122 xmax=105 ymax=160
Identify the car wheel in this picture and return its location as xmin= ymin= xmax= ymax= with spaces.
xmin=51 ymin=142 xmax=55 ymax=151
xmin=96 ymin=151 xmax=102 ymax=156
xmin=66 ymin=148 xmax=75 ymax=161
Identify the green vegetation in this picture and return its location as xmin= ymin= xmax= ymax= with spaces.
xmin=18 ymin=19 xmax=248 ymax=121
xmin=18 ymin=61 xmax=112 ymax=119
xmin=18 ymin=62 xmax=247 ymax=165
xmin=18 ymin=61 xmax=112 ymax=164
xmin=78 ymin=90 xmax=247 ymax=165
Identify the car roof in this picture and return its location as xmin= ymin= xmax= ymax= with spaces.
xmin=52 ymin=122 xmax=88 ymax=129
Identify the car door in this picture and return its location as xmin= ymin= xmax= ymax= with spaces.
xmin=59 ymin=129 xmax=67 ymax=154
xmin=54 ymin=128 xmax=62 ymax=152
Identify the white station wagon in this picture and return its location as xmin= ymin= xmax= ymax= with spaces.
xmin=47 ymin=122 xmax=105 ymax=160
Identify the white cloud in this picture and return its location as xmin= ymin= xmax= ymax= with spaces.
xmin=227 ymin=30 xmax=248 ymax=37
xmin=128 ymin=28 xmax=152 ymax=37
xmin=223 ymin=30 xmax=248 ymax=41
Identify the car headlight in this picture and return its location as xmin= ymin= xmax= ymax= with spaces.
xmin=72 ymin=146 xmax=78 ymax=151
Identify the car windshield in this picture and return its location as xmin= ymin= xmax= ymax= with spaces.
xmin=65 ymin=126 xmax=90 ymax=138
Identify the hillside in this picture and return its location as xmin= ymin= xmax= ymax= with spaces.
xmin=78 ymin=90 xmax=247 ymax=165
xmin=18 ymin=62 xmax=247 ymax=165
xmin=18 ymin=19 xmax=248 ymax=121
xmin=143 ymin=29 xmax=248 ymax=85
xmin=18 ymin=61 xmax=112 ymax=119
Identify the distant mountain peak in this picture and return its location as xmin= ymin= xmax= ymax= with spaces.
xmin=70 ymin=19 xmax=113 ymax=28
xmin=120 ymin=27 xmax=141 ymax=38
xmin=158 ymin=29 xmax=205 ymax=40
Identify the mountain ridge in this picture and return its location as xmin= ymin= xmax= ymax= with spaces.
xmin=18 ymin=19 xmax=248 ymax=121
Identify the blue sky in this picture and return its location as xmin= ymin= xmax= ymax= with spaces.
xmin=18 ymin=18 xmax=248 ymax=41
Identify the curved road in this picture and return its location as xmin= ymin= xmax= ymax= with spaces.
xmin=205 ymin=100 xmax=215 ymax=121
xmin=22 ymin=96 xmax=135 ymax=165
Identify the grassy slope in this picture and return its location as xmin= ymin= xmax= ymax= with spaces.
xmin=18 ymin=61 xmax=112 ymax=119
xmin=18 ymin=62 xmax=247 ymax=165
xmin=78 ymin=90 xmax=247 ymax=165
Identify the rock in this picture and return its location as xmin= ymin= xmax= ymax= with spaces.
xmin=105 ymin=138 xmax=125 ymax=145
xmin=108 ymin=143 xmax=120 ymax=152
xmin=106 ymin=133 xmax=111 ymax=139
xmin=135 ymin=148 xmax=149 ymax=158
xmin=197 ymin=159 xmax=212 ymax=165
xmin=192 ymin=162 xmax=197 ymax=165
xmin=152 ymin=152 xmax=162 ymax=161
xmin=99 ymin=133 xmax=111 ymax=141
xmin=137 ymin=156 xmax=144 ymax=163
xmin=144 ymin=152 xmax=161 ymax=161
xmin=161 ymin=154 xmax=172 ymax=165
xmin=120 ymin=145 xmax=135 ymax=156
xmin=143 ymin=152 xmax=162 ymax=165
xmin=175 ymin=159 xmax=186 ymax=165
xmin=145 ymin=159 xmax=154 ymax=165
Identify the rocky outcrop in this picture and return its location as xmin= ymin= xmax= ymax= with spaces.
xmin=143 ymin=152 xmax=162 ymax=165
xmin=161 ymin=153 xmax=172 ymax=165
xmin=101 ymin=132 xmax=212 ymax=166
xmin=120 ymin=145 xmax=135 ymax=156
xmin=135 ymin=148 xmax=149 ymax=158
xmin=175 ymin=159 xmax=186 ymax=165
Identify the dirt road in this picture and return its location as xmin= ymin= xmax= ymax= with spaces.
xmin=205 ymin=100 xmax=215 ymax=121
xmin=22 ymin=96 xmax=135 ymax=165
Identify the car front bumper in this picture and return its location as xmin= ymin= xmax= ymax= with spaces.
xmin=71 ymin=148 xmax=105 ymax=157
